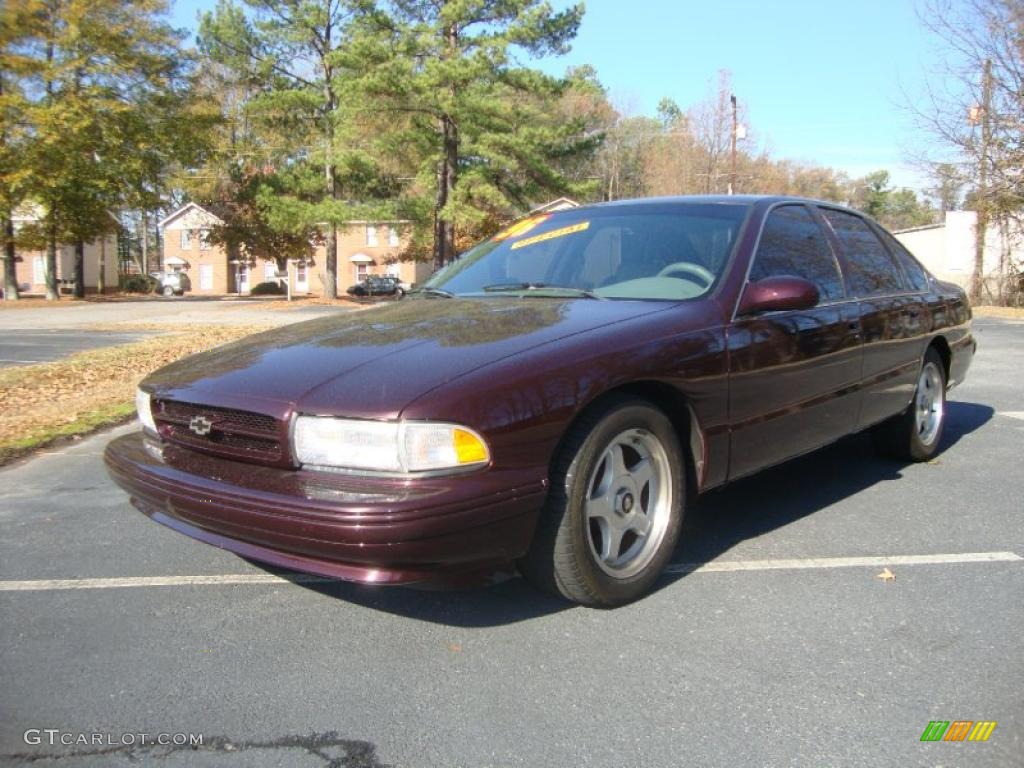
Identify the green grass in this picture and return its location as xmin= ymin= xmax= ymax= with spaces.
xmin=0 ymin=402 xmax=136 ymax=465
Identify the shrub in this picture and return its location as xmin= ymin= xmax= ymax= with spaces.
xmin=120 ymin=275 xmax=157 ymax=294
xmin=250 ymin=280 xmax=285 ymax=296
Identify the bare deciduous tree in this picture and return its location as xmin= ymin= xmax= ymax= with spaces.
xmin=909 ymin=0 xmax=1024 ymax=303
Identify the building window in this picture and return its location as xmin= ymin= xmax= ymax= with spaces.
xmin=355 ymin=263 xmax=369 ymax=282
xmin=389 ymin=226 xmax=400 ymax=247
xmin=180 ymin=229 xmax=191 ymax=250
xmin=296 ymin=262 xmax=307 ymax=285
xmin=199 ymin=229 xmax=211 ymax=250
xmin=366 ymin=225 xmax=378 ymax=247
xmin=33 ymin=256 xmax=45 ymax=284
xmin=264 ymin=263 xmax=276 ymax=282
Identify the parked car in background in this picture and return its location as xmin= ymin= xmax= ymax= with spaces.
xmin=107 ymin=196 xmax=975 ymax=607
xmin=149 ymin=271 xmax=190 ymax=297
xmin=347 ymin=274 xmax=405 ymax=298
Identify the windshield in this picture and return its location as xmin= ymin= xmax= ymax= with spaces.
xmin=423 ymin=202 xmax=750 ymax=301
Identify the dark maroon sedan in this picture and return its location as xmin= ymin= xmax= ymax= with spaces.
xmin=106 ymin=196 xmax=975 ymax=606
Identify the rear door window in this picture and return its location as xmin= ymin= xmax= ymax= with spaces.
xmin=821 ymin=209 xmax=906 ymax=297
xmin=749 ymin=204 xmax=845 ymax=301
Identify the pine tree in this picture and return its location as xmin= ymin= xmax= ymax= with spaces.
xmin=199 ymin=0 xmax=391 ymax=299
xmin=351 ymin=0 xmax=587 ymax=267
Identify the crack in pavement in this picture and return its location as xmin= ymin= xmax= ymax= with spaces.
xmin=2 ymin=731 xmax=388 ymax=767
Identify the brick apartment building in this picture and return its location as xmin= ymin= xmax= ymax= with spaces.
xmin=158 ymin=202 xmax=432 ymax=296
xmin=9 ymin=204 xmax=120 ymax=294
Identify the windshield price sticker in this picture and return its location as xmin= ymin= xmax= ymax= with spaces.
xmin=510 ymin=221 xmax=590 ymax=250
xmin=492 ymin=214 xmax=550 ymax=241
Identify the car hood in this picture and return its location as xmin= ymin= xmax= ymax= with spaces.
xmin=143 ymin=298 xmax=674 ymax=419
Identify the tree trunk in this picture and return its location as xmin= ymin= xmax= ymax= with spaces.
xmin=73 ymin=239 xmax=85 ymax=298
xmin=45 ymin=224 xmax=59 ymax=301
xmin=433 ymin=115 xmax=458 ymax=270
xmin=97 ymin=236 xmax=105 ymax=294
xmin=321 ymin=7 xmax=339 ymax=301
xmin=432 ymin=21 xmax=460 ymax=270
xmin=140 ymin=211 xmax=149 ymax=274
xmin=324 ymin=221 xmax=338 ymax=299
xmin=2 ymin=215 xmax=19 ymax=301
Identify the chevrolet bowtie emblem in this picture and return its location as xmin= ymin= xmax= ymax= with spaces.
xmin=189 ymin=415 xmax=214 ymax=436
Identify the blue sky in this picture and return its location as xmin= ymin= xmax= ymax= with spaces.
xmin=170 ymin=0 xmax=951 ymax=192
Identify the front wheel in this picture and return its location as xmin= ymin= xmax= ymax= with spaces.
xmin=872 ymin=348 xmax=947 ymax=461
xmin=520 ymin=397 xmax=684 ymax=607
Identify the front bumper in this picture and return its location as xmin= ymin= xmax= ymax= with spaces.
xmin=104 ymin=433 xmax=547 ymax=585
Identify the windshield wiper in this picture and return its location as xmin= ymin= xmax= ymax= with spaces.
xmin=407 ymin=286 xmax=454 ymax=298
xmin=481 ymin=282 xmax=600 ymax=299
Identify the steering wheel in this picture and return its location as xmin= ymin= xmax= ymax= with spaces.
xmin=656 ymin=262 xmax=715 ymax=287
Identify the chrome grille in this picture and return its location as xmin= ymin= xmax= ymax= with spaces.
xmin=153 ymin=399 xmax=285 ymax=464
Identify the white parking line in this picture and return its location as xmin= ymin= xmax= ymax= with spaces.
xmin=0 ymin=552 xmax=1019 ymax=592
xmin=0 ymin=573 xmax=335 ymax=592
xmin=663 ymin=551 xmax=1023 ymax=574
xmin=1001 ymin=411 xmax=1024 ymax=421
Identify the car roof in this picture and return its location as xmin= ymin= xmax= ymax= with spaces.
xmin=568 ymin=194 xmax=857 ymax=214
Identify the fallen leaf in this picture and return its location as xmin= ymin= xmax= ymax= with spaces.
xmin=877 ymin=567 xmax=896 ymax=582
xmin=448 ymin=643 xmax=463 ymax=653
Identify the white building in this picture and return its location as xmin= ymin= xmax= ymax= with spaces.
xmin=894 ymin=211 xmax=1022 ymax=300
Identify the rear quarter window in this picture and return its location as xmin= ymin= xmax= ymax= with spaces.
xmin=875 ymin=227 xmax=931 ymax=292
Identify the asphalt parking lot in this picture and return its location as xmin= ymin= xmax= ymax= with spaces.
xmin=1 ymin=317 xmax=1021 ymax=767
xmin=0 ymin=330 xmax=156 ymax=367
xmin=0 ymin=296 xmax=343 ymax=332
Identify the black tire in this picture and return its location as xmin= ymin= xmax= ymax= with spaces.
xmin=162 ymin=285 xmax=174 ymax=297
xmin=395 ymin=287 xmax=405 ymax=299
xmin=520 ymin=396 xmax=684 ymax=607
xmin=871 ymin=347 xmax=947 ymax=461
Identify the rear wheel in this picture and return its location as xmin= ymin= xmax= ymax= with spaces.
xmin=872 ymin=347 xmax=947 ymax=461
xmin=520 ymin=397 xmax=684 ymax=607
xmin=162 ymin=285 xmax=174 ymax=297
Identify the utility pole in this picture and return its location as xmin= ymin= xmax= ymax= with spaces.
xmin=970 ymin=59 xmax=992 ymax=304
xmin=729 ymin=94 xmax=738 ymax=195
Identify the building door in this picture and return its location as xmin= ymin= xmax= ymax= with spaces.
xmin=199 ymin=264 xmax=213 ymax=291
xmin=295 ymin=262 xmax=308 ymax=293
xmin=237 ymin=264 xmax=249 ymax=294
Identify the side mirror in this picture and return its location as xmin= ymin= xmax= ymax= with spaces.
xmin=737 ymin=276 xmax=820 ymax=315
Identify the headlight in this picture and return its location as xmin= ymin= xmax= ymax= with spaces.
xmin=135 ymin=388 xmax=157 ymax=433
xmin=293 ymin=417 xmax=490 ymax=474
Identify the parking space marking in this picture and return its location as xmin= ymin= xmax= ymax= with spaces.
xmin=0 ymin=552 xmax=1019 ymax=592
xmin=664 ymin=551 xmax=1022 ymax=574
xmin=1001 ymin=411 xmax=1024 ymax=421
xmin=0 ymin=573 xmax=334 ymax=592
